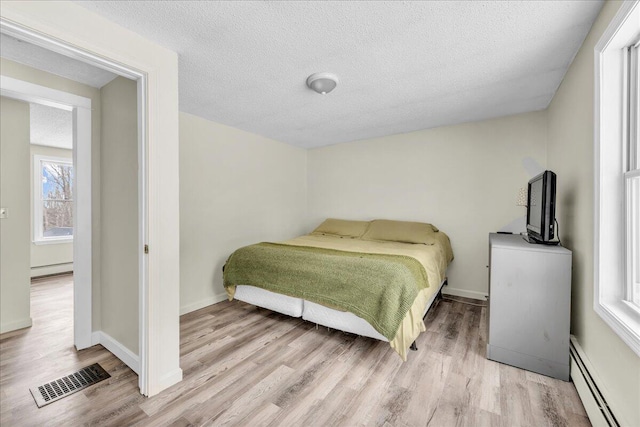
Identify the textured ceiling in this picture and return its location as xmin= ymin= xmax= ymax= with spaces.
xmin=30 ymin=103 xmax=73 ymax=150
xmin=72 ymin=1 xmax=603 ymax=148
xmin=0 ymin=33 xmax=117 ymax=89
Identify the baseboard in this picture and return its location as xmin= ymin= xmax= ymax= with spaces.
xmin=148 ymin=368 xmax=183 ymax=397
xmin=570 ymin=335 xmax=622 ymax=427
xmin=442 ymin=286 xmax=487 ymax=301
xmin=92 ymin=331 xmax=140 ymax=375
xmin=0 ymin=317 xmax=32 ymax=334
xmin=180 ymin=293 xmax=228 ymax=315
xmin=31 ymin=263 xmax=73 ymax=278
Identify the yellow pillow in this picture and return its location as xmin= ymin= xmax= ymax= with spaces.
xmin=311 ymin=218 xmax=370 ymax=238
xmin=362 ymin=219 xmax=436 ymax=245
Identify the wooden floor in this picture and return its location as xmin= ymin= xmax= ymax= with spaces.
xmin=0 ymin=275 xmax=590 ymax=426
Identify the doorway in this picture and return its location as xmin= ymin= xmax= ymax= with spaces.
xmin=1 ymin=29 xmax=141 ymax=379
xmin=0 ymin=75 xmax=93 ymax=348
xmin=0 ymin=15 xmax=156 ymax=392
xmin=0 ymin=2 xmax=183 ymax=396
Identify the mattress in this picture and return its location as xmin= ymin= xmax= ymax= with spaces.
xmin=281 ymin=232 xmax=452 ymax=286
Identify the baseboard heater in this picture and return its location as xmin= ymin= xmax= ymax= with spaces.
xmin=31 ymin=263 xmax=73 ymax=278
xmin=569 ymin=336 xmax=619 ymax=427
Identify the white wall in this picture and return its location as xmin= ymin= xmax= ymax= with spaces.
xmin=307 ymin=111 xmax=547 ymax=299
xmin=29 ymin=144 xmax=74 ymax=277
xmin=0 ymin=58 xmax=102 ymax=328
xmin=100 ymin=76 xmax=139 ymax=355
xmin=547 ymin=1 xmax=640 ymax=426
xmin=179 ymin=112 xmax=307 ymax=314
xmin=0 ymin=96 xmax=32 ymax=333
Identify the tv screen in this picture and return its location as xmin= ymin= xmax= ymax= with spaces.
xmin=526 ymin=171 xmax=556 ymax=243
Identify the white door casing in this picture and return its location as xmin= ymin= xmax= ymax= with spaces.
xmin=1 ymin=0 xmax=182 ymax=396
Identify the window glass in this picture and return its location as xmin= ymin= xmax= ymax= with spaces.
xmin=41 ymin=160 xmax=73 ymax=238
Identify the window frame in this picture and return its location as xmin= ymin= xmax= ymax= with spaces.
xmin=594 ymin=0 xmax=640 ymax=357
xmin=626 ymin=42 xmax=640 ymax=310
xmin=625 ymin=168 xmax=640 ymax=312
xmin=33 ymin=154 xmax=74 ymax=245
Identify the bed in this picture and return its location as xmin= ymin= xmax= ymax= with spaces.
xmin=223 ymin=219 xmax=454 ymax=360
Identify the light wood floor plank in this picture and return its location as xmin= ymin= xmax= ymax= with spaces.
xmin=0 ymin=274 xmax=590 ymax=426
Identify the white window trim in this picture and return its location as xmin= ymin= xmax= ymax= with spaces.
xmin=626 ymin=170 xmax=640 ymax=311
xmin=33 ymin=154 xmax=73 ymax=245
xmin=594 ymin=0 xmax=640 ymax=357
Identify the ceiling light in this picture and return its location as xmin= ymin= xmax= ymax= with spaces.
xmin=306 ymin=72 xmax=338 ymax=95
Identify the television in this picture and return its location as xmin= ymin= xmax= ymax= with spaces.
xmin=526 ymin=170 xmax=557 ymax=244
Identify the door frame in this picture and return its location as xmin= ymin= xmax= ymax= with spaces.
xmin=0 ymin=19 xmax=152 ymax=393
xmin=0 ymin=75 xmax=93 ymax=349
xmin=1 ymin=1 xmax=183 ymax=396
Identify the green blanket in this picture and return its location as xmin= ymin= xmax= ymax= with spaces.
xmin=223 ymin=243 xmax=429 ymax=340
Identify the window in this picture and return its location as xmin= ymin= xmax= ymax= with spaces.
xmin=33 ymin=155 xmax=73 ymax=244
xmin=594 ymin=1 xmax=640 ymax=357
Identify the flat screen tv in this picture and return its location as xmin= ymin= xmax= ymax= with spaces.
xmin=526 ymin=170 xmax=557 ymax=244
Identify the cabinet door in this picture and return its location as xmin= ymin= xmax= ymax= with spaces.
xmin=489 ymin=247 xmax=571 ymax=364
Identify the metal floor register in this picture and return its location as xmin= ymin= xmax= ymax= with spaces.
xmin=29 ymin=363 xmax=111 ymax=408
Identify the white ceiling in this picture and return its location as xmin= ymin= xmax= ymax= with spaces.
xmin=73 ymin=0 xmax=603 ymax=148
xmin=49 ymin=1 xmax=601 ymax=148
xmin=0 ymin=33 xmax=117 ymax=89
xmin=30 ymin=103 xmax=73 ymax=150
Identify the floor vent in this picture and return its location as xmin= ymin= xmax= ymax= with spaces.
xmin=29 ymin=363 xmax=110 ymax=408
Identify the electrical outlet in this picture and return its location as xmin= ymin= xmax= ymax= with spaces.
xmin=0 ymin=207 xmax=6 ymax=219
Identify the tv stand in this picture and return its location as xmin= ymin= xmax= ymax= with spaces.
xmin=487 ymin=233 xmax=572 ymax=380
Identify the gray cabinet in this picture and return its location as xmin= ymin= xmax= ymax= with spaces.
xmin=487 ymin=233 xmax=572 ymax=380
